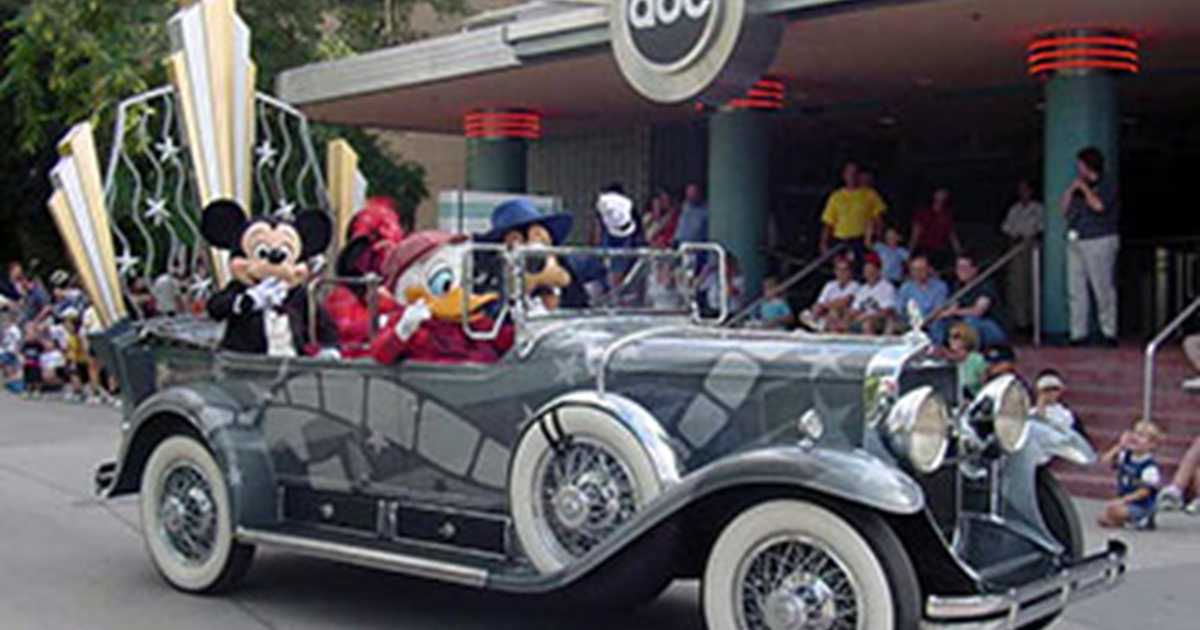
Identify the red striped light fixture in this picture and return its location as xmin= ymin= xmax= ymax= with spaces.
xmin=463 ymin=110 xmax=542 ymax=140
xmin=727 ymin=77 xmax=787 ymax=111
xmin=1027 ymin=30 xmax=1140 ymax=77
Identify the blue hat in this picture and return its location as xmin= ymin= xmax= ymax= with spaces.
xmin=477 ymin=198 xmax=573 ymax=245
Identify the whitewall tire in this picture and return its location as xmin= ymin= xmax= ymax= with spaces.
xmin=139 ymin=435 xmax=254 ymax=593
xmin=510 ymin=405 xmax=665 ymax=575
xmin=703 ymin=499 xmax=918 ymax=630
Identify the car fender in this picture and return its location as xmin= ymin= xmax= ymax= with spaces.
xmin=491 ymin=443 xmax=924 ymax=592
xmin=103 ymin=382 xmax=279 ymax=528
xmin=1026 ymin=420 xmax=1097 ymax=467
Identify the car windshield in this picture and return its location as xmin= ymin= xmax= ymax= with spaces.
xmin=496 ymin=244 xmax=727 ymax=322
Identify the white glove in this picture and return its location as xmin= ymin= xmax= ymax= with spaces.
xmin=239 ymin=279 xmax=277 ymax=313
xmin=315 ymin=347 xmax=342 ymax=361
xmin=393 ymin=300 xmax=432 ymax=341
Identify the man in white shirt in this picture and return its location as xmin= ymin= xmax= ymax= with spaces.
xmin=1001 ymin=179 xmax=1044 ymax=331
xmin=850 ymin=252 xmax=896 ymax=335
xmin=801 ymin=256 xmax=859 ymax=332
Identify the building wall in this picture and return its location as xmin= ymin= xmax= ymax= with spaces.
xmin=374 ymin=0 xmax=522 ymax=229
xmin=528 ymin=126 xmax=652 ymax=243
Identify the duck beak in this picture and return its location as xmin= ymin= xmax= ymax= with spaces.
xmin=423 ymin=286 xmax=497 ymax=321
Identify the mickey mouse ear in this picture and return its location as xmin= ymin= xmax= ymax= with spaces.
xmin=294 ymin=210 xmax=333 ymax=259
xmin=200 ymin=199 xmax=248 ymax=250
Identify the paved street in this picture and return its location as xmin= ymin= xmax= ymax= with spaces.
xmin=1 ymin=395 xmax=1197 ymax=630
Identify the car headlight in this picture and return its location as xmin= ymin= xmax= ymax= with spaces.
xmin=882 ymin=386 xmax=951 ymax=473
xmin=972 ymin=375 xmax=1031 ymax=453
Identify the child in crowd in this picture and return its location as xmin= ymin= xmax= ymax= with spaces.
xmin=873 ymin=225 xmax=910 ymax=285
xmin=646 ymin=260 xmax=684 ymax=310
xmin=936 ymin=321 xmax=987 ymax=399
xmin=20 ymin=323 xmax=44 ymax=399
xmin=63 ymin=310 xmax=88 ymax=402
xmin=1029 ymin=369 xmax=1083 ymax=435
xmin=39 ymin=319 xmax=67 ymax=390
xmin=756 ymin=276 xmax=794 ymax=330
xmin=1098 ymin=419 xmax=1164 ymax=530
xmin=1 ymin=311 xmax=21 ymax=390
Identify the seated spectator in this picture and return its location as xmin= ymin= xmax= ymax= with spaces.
xmin=1185 ymin=334 xmax=1200 ymax=391
xmin=646 ymin=260 xmax=685 ymax=311
xmin=698 ymin=253 xmax=743 ymax=316
xmin=20 ymin=322 xmax=43 ymax=399
xmin=1157 ymin=436 xmax=1200 ymax=515
xmin=800 ymin=256 xmax=859 ymax=333
xmin=1029 ymin=369 xmax=1087 ymax=438
xmin=756 ymin=275 xmax=794 ymax=330
xmin=1098 ymin=419 xmax=1164 ymax=530
xmin=873 ymin=225 xmax=909 ymax=285
xmin=849 ymin=252 xmax=896 ymax=335
xmin=983 ymin=345 xmax=1019 ymax=382
xmin=930 ymin=252 xmax=1008 ymax=349
xmin=896 ymin=254 xmax=948 ymax=328
xmin=934 ymin=322 xmax=987 ymax=399
xmin=1 ymin=310 xmax=20 ymax=389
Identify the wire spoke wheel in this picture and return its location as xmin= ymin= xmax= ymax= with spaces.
xmin=157 ymin=462 xmax=218 ymax=565
xmin=536 ymin=438 xmax=640 ymax=559
xmin=736 ymin=536 xmax=861 ymax=630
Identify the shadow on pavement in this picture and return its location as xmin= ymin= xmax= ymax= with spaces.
xmin=233 ymin=552 xmax=705 ymax=630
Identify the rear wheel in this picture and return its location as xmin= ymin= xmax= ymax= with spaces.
xmin=1021 ymin=467 xmax=1084 ymax=629
xmin=702 ymin=499 xmax=921 ymax=630
xmin=139 ymin=435 xmax=254 ymax=594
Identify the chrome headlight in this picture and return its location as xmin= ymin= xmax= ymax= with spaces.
xmin=883 ymin=386 xmax=951 ymax=473
xmin=972 ymin=375 xmax=1031 ymax=453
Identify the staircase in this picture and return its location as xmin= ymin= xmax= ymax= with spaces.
xmin=1015 ymin=343 xmax=1198 ymax=499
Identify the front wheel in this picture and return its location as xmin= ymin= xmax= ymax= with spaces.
xmin=139 ymin=435 xmax=254 ymax=593
xmin=702 ymin=499 xmax=921 ymax=630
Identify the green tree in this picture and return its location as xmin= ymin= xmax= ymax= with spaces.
xmin=0 ymin=0 xmax=467 ymax=265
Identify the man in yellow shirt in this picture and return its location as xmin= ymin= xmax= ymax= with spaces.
xmin=819 ymin=162 xmax=887 ymax=266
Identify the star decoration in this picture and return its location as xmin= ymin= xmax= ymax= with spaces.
xmin=155 ymin=136 xmax=180 ymax=162
xmin=365 ymin=430 xmax=389 ymax=455
xmin=188 ymin=277 xmax=212 ymax=299
xmin=553 ymin=356 xmax=589 ymax=386
xmin=255 ymin=141 xmax=277 ymax=167
xmin=274 ymin=200 xmax=296 ymax=220
xmin=806 ymin=346 xmax=848 ymax=380
xmin=116 ymin=250 xmax=140 ymax=277
xmin=144 ymin=197 xmax=168 ymax=226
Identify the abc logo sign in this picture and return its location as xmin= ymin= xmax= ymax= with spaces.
xmin=627 ymin=0 xmax=714 ymax=66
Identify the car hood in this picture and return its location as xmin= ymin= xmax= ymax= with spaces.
xmin=529 ymin=319 xmax=905 ymax=384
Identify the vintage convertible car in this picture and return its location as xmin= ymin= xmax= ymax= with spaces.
xmin=93 ymin=245 xmax=1124 ymax=630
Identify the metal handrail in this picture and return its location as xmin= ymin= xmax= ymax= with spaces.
xmin=724 ymin=243 xmax=846 ymax=328
xmin=921 ymin=238 xmax=1038 ymax=332
xmin=1143 ymin=294 xmax=1200 ymax=422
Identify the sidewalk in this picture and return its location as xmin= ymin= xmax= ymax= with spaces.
xmin=1059 ymin=499 xmax=1200 ymax=630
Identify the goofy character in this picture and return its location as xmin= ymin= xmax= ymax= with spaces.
xmin=369 ymin=231 xmax=512 ymax=364
xmin=325 ymin=197 xmax=406 ymax=357
xmin=202 ymin=200 xmax=337 ymax=356
xmin=476 ymin=198 xmax=581 ymax=311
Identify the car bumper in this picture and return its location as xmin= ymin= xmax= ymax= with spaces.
xmin=923 ymin=540 xmax=1126 ymax=629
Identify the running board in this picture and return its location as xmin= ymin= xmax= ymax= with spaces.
xmin=236 ymin=527 xmax=488 ymax=588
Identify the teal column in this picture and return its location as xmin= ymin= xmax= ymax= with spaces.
xmin=709 ymin=107 xmax=771 ymax=299
xmin=466 ymin=138 xmax=528 ymax=193
xmin=1041 ymin=73 xmax=1120 ymax=340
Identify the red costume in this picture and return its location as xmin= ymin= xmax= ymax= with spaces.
xmin=325 ymin=285 xmax=399 ymax=358
xmin=369 ymin=307 xmax=514 ymax=364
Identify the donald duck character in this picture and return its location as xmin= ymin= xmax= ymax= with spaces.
xmin=369 ymin=231 xmax=512 ymax=365
xmin=476 ymin=198 xmax=577 ymax=311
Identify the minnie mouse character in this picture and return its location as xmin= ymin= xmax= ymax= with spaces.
xmin=325 ymin=197 xmax=406 ymax=356
xmin=201 ymin=199 xmax=336 ymax=356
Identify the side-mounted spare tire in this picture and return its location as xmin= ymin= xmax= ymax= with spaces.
xmin=139 ymin=435 xmax=255 ymax=594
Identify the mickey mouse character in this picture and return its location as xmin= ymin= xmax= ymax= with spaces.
xmin=201 ymin=200 xmax=336 ymax=356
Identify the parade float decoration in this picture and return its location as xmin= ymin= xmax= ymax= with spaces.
xmin=47 ymin=0 xmax=364 ymax=320
xmin=68 ymin=2 xmax=1127 ymax=628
